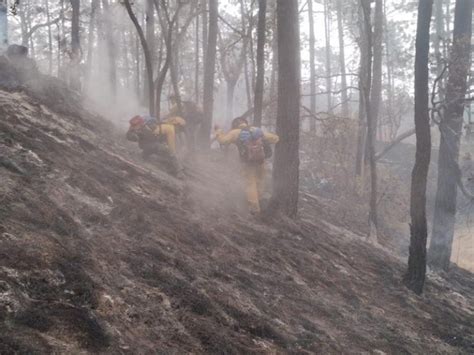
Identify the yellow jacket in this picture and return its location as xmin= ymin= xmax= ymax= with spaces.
xmin=215 ymin=124 xmax=279 ymax=146
xmin=152 ymin=124 xmax=176 ymax=153
xmin=153 ymin=116 xmax=186 ymax=154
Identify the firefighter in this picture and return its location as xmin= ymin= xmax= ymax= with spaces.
xmin=214 ymin=117 xmax=279 ymax=214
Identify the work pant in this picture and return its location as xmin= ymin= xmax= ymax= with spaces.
xmin=241 ymin=163 xmax=266 ymax=213
xmin=141 ymin=142 xmax=181 ymax=176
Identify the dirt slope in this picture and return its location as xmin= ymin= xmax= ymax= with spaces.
xmin=0 ymin=81 xmax=473 ymax=354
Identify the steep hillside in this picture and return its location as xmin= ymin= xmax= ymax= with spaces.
xmin=0 ymin=74 xmax=473 ymax=354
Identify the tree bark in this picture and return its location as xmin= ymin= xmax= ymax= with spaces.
xmin=429 ymin=0 xmax=472 ymax=271
xmin=199 ymin=0 xmax=218 ymax=148
xmin=253 ymin=0 xmax=267 ymax=127
xmin=269 ymin=0 xmax=300 ymax=218
xmin=404 ymin=0 xmax=433 ymax=295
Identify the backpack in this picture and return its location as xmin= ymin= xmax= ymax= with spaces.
xmin=238 ymin=127 xmax=266 ymax=163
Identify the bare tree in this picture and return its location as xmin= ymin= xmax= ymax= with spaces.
xmin=102 ymin=0 xmax=117 ymax=98
xmin=323 ymin=0 xmax=332 ymax=113
xmin=429 ymin=0 xmax=472 ymax=271
xmin=369 ymin=0 xmax=383 ymax=142
xmin=253 ymin=0 xmax=266 ymax=127
xmin=123 ymin=0 xmax=155 ymax=116
xmin=144 ymin=0 xmax=155 ymax=106
xmin=69 ymin=0 xmax=81 ymax=91
xmin=269 ymin=0 xmax=300 ymax=218
xmin=355 ymin=4 xmax=369 ymax=177
xmin=360 ymin=0 xmax=378 ymax=237
xmin=404 ymin=0 xmax=433 ymax=295
xmin=153 ymin=0 xmax=183 ymax=116
xmin=199 ymin=0 xmax=218 ymax=147
xmin=308 ymin=0 xmax=316 ymax=132
xmin=336 ymin=0 xmax=348 ymax=118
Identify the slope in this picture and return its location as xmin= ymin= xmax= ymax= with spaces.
xmin=0 ymin=66 xmax=473 ymax=354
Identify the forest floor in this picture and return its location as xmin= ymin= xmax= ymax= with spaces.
xmin=0 ymin=69 xmax=474 ymax=354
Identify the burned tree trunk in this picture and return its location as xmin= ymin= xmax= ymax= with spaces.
xmin=269 ymin=0 xmax=300 ymax=218
xmin=429 ymin=0 xmax=472 ymax=271
xmin=369 ymin=0 xmax=383 ymax=144
xmin=253 ymin=0 xmax=266 ymax=127
xmin=123 ymin=0 xmax=155 ymax=116
xmin=404 ymin=0 xmax=433 ymax=295
xmin=199 ymin=0 xmax=218 ymax=148
xmin=144 ymin=0 xmax=155 ymax=106
xmin=360 ymin=0 xmax=378 ymax=237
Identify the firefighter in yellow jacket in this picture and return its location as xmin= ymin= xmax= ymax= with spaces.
xmin=126 ymin=115 xmax=185 ymax=176
xmin=214 ymin=117 xmax=279 ymax=214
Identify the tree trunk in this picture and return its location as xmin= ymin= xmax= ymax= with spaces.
xmin=336 ymin=0 xmax=349 ymax=118
xmin=355 ymin=4 xmax=369 ymax=177
xmin=324 ymin=0 xmax=332 ymax=113
xmin=360 ymin=0 xmax=378 ymax=236
xmin=44 ymin=0 xmax=54 ymax=75
xmin=404 ymin=0 xmax=433 ymax=295
xmin=202 ymin=0 xmax=208 ymax=65
xmin=194 ymin=13 xmax=200 ymax=104
xmin=135 ymin=31 xmax=141 ymax=99
xmin=144 ymin=0 xmax=155 ymax=106
xmin=123 ymin=0 xmax=155 ymax=116
xmin=70 ymin=0 xmax=81 ymax=91
xmin=253 ymin=0 xmax=267 ymax=127
xmin=102 ymin=0 xmax=117 ymax=98
xmin=226 ymin=80 xmax=237 ymax=122
xmin=383 ymin=0 xmax=396 ymax=140
xmin=369 ymin=0 xmax=383 ymax=146
xmin=308 ymin=0 xmax=316 ymax=132
xmin=434 ymin=0 xmax=446 ymax=100
xmin=269 ymin=0 xmax=300 ymax=218
xmin=85 ymin=0 xmax=98 ymax=83
xmin=243 ymin=46 xmax=253 ymax=110
xmin=199 ymin=0 xmax=218 ymax=148
xmin=429 ymin=0 xmax=472 ymax=271
xmin=267 ymin=1 xmax=278 ymax=127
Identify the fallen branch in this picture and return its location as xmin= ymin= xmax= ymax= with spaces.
xmin=375 ymin=127 xmax=416 ymax=161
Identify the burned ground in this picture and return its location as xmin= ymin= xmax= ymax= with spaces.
xmin=0 ymin=79 xmax=473 ymax=354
